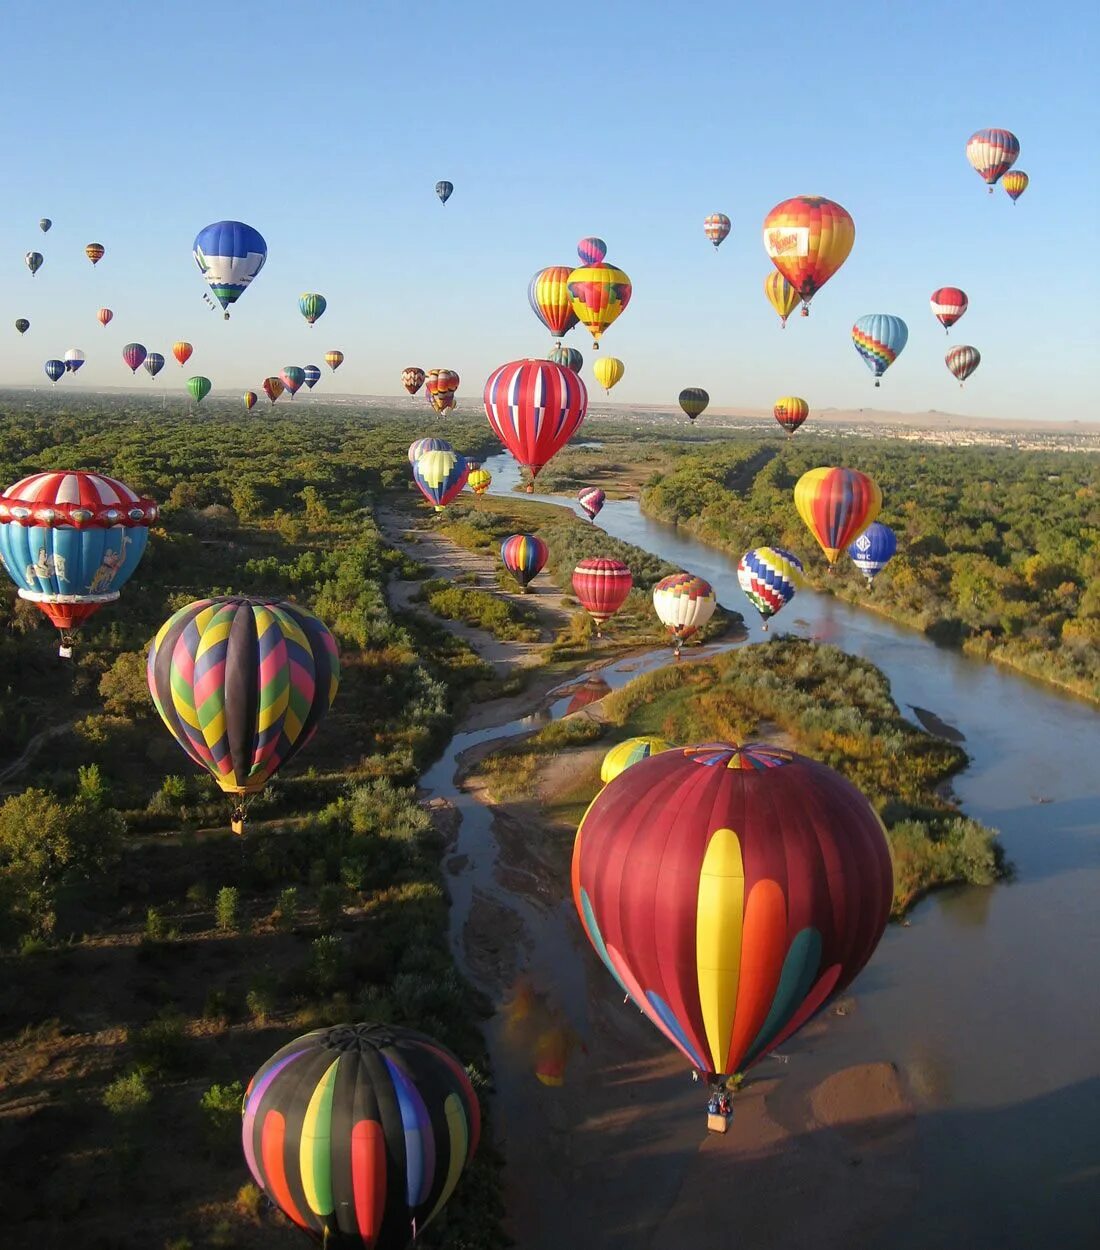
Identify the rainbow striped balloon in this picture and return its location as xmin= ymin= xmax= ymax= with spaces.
xmin=147 ymin=596 xmax=339 ymax=797
xmin=501 ymin=533 xmax=549 ymax=590
xmin=794 ymin=467 xmax=882 ymax=564
xmin=737 ymin=547 xmax=804 ymax=628
xmin=851 ymin=314 xmax=908 ymax=386
xmin=243 ymin=1023 xmax=480 ymax=1250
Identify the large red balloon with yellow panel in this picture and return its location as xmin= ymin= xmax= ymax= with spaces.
xmin=763 ymin=196 xmax=855 ymax=316
xmin=572 ymin=743 xmax=893 ymax=1080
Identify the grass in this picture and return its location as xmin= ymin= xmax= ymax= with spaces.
xmin=414 ymin=579 xmax=541 ymax=642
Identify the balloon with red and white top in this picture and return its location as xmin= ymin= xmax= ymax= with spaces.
xmin=484 ymin=358 xmax=587 ymax=490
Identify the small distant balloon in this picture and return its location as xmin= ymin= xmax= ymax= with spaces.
xmin=263 ymin=376 xmax=284 ymax=404
xmin=436 ymin=180 xmax=453 ymax=204
xmin=578 ymin=486 xmax=605 ymax=521
xmin=172 ymin=341 xmax=193 ymax=367
xmin=549 ymin=344 xmax=583 ymax=373
xmin=773 ymin=396 xmax=809 ymax=437
xmin=85 ymin=243 xmax=105 ymax=266
xmin=678 ymin=387 xmax=709 ymax=422
xmin=280 ymin=366 xmax=305 ymax=398
xmin=15 ymin=319 xmax=29 ymax=335
xmin=324 ymin=349 xmax=343 ymax=371
xmin=402 ymin=366 xmax=426 ymax=395
xmin=764 ymin=272 xmax=801 ymax=327
xmin=25 ymin=252 xmax=43 ymax=277
xmin=852 ymin=314 xmax=908 ymax=386
xmin=244 ymin=390 xmax=258 ymax=411
xmin=44 ymin=359 xmax=66 ymax=384
xmin=930 ymin=288 xmax=968 ymax=333
xmin=39 ymin=218 xmax=51 ymax=233
xmin=966 ymin=128 xmax=1020 ymax=192
xmin=97 ymin=307 xmax=113 ymax=328
xmin=577 ymin=236 xmax=607 ymax=266
xmin=704 ymin=213 xmax=731 ymax=249
xmin=144 ymin=352 xmax=165 ymax=379
xmin=187 ymin=376 xmax=212 ymax=404
xmin=425 ymin=368 xmax=460 ymax=415
xmin=122 ymin=343 xmax=147 ymax=373
xmin=945 ymin=345 xmax=980 ymax=386
xmin=63 ymin=348 xmax=85 ymax=374
xmin=1002 ymin=170 xmax=1028 ymax=203
xmin=299 ymin=292 xmax=326 ymax=326
xmin=593 ymin=356 xmax=624 ymax=393
xmin=303 ymin=364 xmax=321 ymax=389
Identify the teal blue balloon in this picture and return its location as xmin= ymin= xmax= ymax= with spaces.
xmin=299 ymin=293 xmax=327 ymax=326
xmin=852 ymin=314 xmax=908 ymax=386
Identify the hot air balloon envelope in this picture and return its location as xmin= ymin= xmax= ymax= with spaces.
xmin=193 ymin=220 xmax=267 ymax=317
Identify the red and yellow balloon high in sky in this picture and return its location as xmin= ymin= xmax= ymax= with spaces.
xmin=763 ymin=197 xmax=854 ymax=316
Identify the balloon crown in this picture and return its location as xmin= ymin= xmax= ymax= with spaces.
xmin=321 ymin=1022 xmax=404 ymax=1053
xmin=685 ymin=742 xmax=795 ymax=770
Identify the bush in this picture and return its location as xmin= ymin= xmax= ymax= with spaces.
xmin=200 ymin=1080 xmax=244 ymax=1150
xmin=310 ymin=934 xmax=345 ymax=993
xmin=103 ymin=1071 xmax=152 ymax=1116
xmin=132 ymin=1012 xmax=189 ymax=1078
xmin=215 ymin=886 xmax=239 ymax=933
xmin=271 ymin=886 xmax=299 ymax=931
xmin=235 ymin=1182 xmax=263 ymax=1221
xmin=245 ymin=975 xmax=277 ymax=1023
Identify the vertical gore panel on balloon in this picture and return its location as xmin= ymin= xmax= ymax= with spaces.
xmin=695 ymin=827 xmax=745 ymax=1074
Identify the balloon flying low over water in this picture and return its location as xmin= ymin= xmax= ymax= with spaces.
xmin=764 ymin=272 xmax=801 ymax=328
xmin=945 ymin=345 xmax=981 ymax=386
xmin=548 ymin=344 xmax=583 ymax=373
xmin=737 ymin=547 xmax=803 ymax=629
xmin=44 ymin=359 xmax=66 ymax=384
xmin=704 ymin=214 xmax=731 ymax=249
xmin=572 ymin=742 xmax=893 ymax=1080
xmin=848 ymin=521 xmax=897 ymax=584
xmin=763 ymin=197 xmax=854 ymax=316
xmin=0 ymin=470 xmax=157 ymax=653
xmin=852 ymin=314 xmax=908 ymax=386
xmin=408 ymin=437 xmax=452 ymax=465
xmin=600 ymin=736 xmax=671 ymax=785
xmin=143 ymin=353 xmax=165 ymax=379
xmin=572 ymin=558 xmax=632 ymax=635
xmin=529 ymin=266 xmax=580 ymax=340
xmin=425 ymin=368 xmax=460 ymax=415
xmin=577 ymin=236 xmax=607 ymax=266
xmin=243 ymin=391 xmax=258 ymax=411
xmin=187 ymin=376 xmax=212 ymax=404
xmin=593 ymin=356 xmax=624 ymax=394
xmin=773 ymin=396 xmax=809 ymax=437
xmin=299 ymin=292 xmax=326 ymax=326
xmin=930 ymin=288 xmax=968 ymax=333
xmin=567 ymin=263 xmax=632 ymax=349
xmin=15 ymin=319 xmax=29 ymax=335
xmin=795 ymin=467 xmax=882 ymax=564
xmin=25 ymin=252 xmax=43 ymax=276
xmin=467 ymin=468 xmax=492 ymax=496
xmin=97 ymin=307 xmax=113 ymax=328
xmin=63 ymin=349 xmax=85 ymax=375
xmin=966 ymin=128 xmax=1020 ymax=192
xmin=263 ymin=376 xmax=284 ymax=404
xmin=39 ymin=218 xmax=51 ymax=233
xmin=85 ymin=243 xmax=105 ymax=266
xmin=122 ymin=342 xmax=147 ymax=373
xmin=1002 ymin=170 xmax=1028 ymax=202
xmin=303 ymin=364 xmax=321 ymax=389
xmin=483 ymin=358 xmax=587 ymax=489
xmin=242 ymin=1022 xmax=480 ymax=1250
xmin=280 ymin=366 xmax=305 ymax=398
xmin=148 ymin=596 xmax=339 ymax=828
xmin=172 ymin=341 xmax=193 ymax=367
xmin=402 ymin=366 xmax=426 ymax=395
xmin=413 ymin=448 xmax=469 ymax=511
xmin=501 ymin=533 xmax=549 ymax=591
xmin=193 ymin=220 xmax=267 ymax=319
xmin=679 ymin=388 xmax=709 ymax=422
xmin=652 ymin=573 xmax=716 ymax=652
xmin=324 ymin=349 xmax=344 ymax=371
xmin=578 ymin=487 xmax=605 ymax=521
xmin=436 ymin=180 xmax=454 ymax=204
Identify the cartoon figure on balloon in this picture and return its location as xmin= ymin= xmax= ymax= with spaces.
xmin=87 ymin=536 xmax=132 ymax=594
xmin=26 ymin=548 xmax=67 ymax=586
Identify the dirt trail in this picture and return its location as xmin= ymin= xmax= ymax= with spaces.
xmin=0 ymin=721 xmax=75 ymax=789
xmin=726 ymin=444 xmax=779 ymax=493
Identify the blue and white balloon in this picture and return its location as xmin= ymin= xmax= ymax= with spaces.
xmin=848 ymin=521 xmax=897 ymax=584
xmin=193 ymin=220 xmax=267 ymax=319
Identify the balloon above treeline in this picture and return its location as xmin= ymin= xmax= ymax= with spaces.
xmin=704 ymin=213 xmax=731 ymax=249
xmin=193 ymin=220 xmax=267 ymax=319
xmin=483 ymin=358 xmax=587 ymax=490
xmin=325 ymin=349 xmax=344 ymax=371
xmin=567 ymin=261 xmax=632 ymax=349
xmin=795 ymin=467 xmax=882 ymax=564
xmin=280 ymin=366 xmax=305 ymax=398
xmin=299 ymin=292 xmax=326 ymax=326
xmin=593 ymin=357 xmax=624 ymax=394
xmin=763 ymin=196 xmax=854 ymax=317
xmin=436 ymin=180 xmax=453 ymax=204
xmin=243 ymin=391 xmax=257 ymax=411
xmin=263 ymin=376 xmax=284 ymax=404
xmin=303 ymin=364 xmax=321 ymax=390
xmin=501 ymin=534 xmax=549 ymax=592
xmin=651 ymin=573 xmax=716 ymax=653
xmin=173 ymin=340 xmax=193 ymax=367
xmin=43 ymin=359 xmax=65 ymax=383
xmin=15 ymin=319 xmax=29 ymax=335
xmin=425 ymin=368 xmax=460 ymax=415
xmin=97 ymin=307 xmax=113 ymax=328
xmin=946 ymin=345 xmax=980 ymax=385
xmin=764 ymin=272 xmax=800 ymax=328
xmin=143 ymin=353 xmax=165 ymax=379
xmin=39 ymin=218 xmax=51 ymax=233
xmin=187 ymin=376 xmax=211 ymax=404
xmin=577 ymin=236 xmax=606 ymax=266
xmin=242 ymin=1022 xmax=481 ymax=1250
xmin=572 ymin=742 xmax=893 ymax=1082
xmin=402 ymin=366 xmax=426 ymax=395
xmin=773 ymin=396 xmax=808 ymax=437
xmin=413 ymin=448 xmax=469 ymax=511
xmin=122 ymin=343 xmax=147 ymax=373
xmin=852 ymin=314 xmax=908 ymax=386
xmin=678 ymin=388 xmax=709 ymax=422
xmin=64 ymin=349 xmax=85 ymax=375
xmin=572 ymin=558 xmax=632 ymax=636
xmin=966 ymin=128 xmax=1020 ymax=192
xmin=548 ymin=344 xmax=583 ymax=373
xmin=849 ymin=521 xmax=897 ymax=585
xmin=1002 ymin=170 xmax=1028 ymax=202
xmin=147 ymin=596 xmax=339 ymax=833
xmin=0 ymin=470 xmax=157 ymax=657
xmin=737 ymin=547 xmax=803 ymax=630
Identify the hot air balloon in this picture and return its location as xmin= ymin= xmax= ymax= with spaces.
xmin=299 ymin=292 xmax=326 ymax=326
xmin=529 ymin=266 xmax=580 ymax=340
xmin=325 ymin=349 xmax=344 ymax=371
xmin=263 ymin=376 xmax=284 ymax=404
xmin=43 ymin=359 xmax=66 ymax=384
xmin=945 ymin=345 xmax=981 ymax=386
xmin=736 ymin=547 xmax=804 ymax=630
xmin=97 ymin=307 xmax=113 ymax=328
xmin=303 ymin=364 xmax=321 ymax=389
xmin=408 ymin=437 xmax=452 ymax=465
xmin=852 ymin=314 xmax=908 ymax=386
xmin=242 ymin=1022 xmax=480 ymax=1250
xmin=501 ymin=533 xmax=549 ymax=592
xmin=144 ymin=353 xmax=165 ymax=379
xmin=795 ymin=467 xmax=882 ymax=564
xmin=679 ymin=388 xmax=709 ymax=422
xmin=0 ymin=471 xmax=157 ymax=657
xmin=572 ymin=743 xmax=893 ymax=1083
xmin=468 ymin=468 xmax=492 ymax=496
xmin=593 ymin=357 xmax=624 ymax=394
xmin=14 ymin=319 xmax=29 ymax=335
xmin=548 ymin=344 xmax=583 ymax=373
xmin=652 ymin=573 xmax=716 ymax=653
xmin=930 ymin=288 xmax=968 ymax=333
xmin=280 ymin=366 xmax=305 ymax=398
xmin=402 ymin=367 xmax=426 ymax=395
xmin=572 ymin=558 xmax=632 ymax=636
xmin=25 ymin=252 xmax=43 ymax=276
xmin=966 ymin=129 xmax=1020 ymax=192
xmin=425 ymin=368 xmax=460 ymax=415
xmin=577 ymin=237 xmax=607 ymax=266
xmin=578 ymin=487 xmax=605 ymax=522
xmin=172 ymin=341 xmax=193 ymax=367
xmin=39 ymin=218 xmax=51 ymax=233
xmin=704 ymin=214 xmax=731 ymax=249
xmin=567 ymin=264 xmax=632 ymax=349
xmin=773 ymin=396 xmax=809 ymax=437
xmin=763 ymin=197 xmax=855 ymax=316
xmin=435 ymin=180 xmax=454 ymax=204
xmin=565 ymin=675 xmax=612 ymax=714
xmin=187 ymin=376 xmax=212 ymax=404
xmin=193 ymin=220 xmax=267 ymax=318
xmin=60 ymin=349 xmax=84 ymax=375
xmin=85 ymin=243 xmax=105 ymax=266
xmin=483 ymin=358 xmax=587 ymax=490
xmin=122 ymin=343 xmax=147 ymax=373
xmin=764 ymin=272 xmax=801 ymax=328
xmin=148 ymin=596 xmax=339 ymax=831
xmin=1002 ymin=170 xmax=1028 ymax=202
xmin=413 ymin=448 xmax=469 ymax=511
xmin=244 ymin=390 xmax=258 ymax=411
xmin=600 ymin=736 xmax=671 ymax=784
xmin=848 ymin=521 xmax=897 ymax=585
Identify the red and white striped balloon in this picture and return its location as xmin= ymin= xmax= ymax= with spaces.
xmin=930 ymin=287 xmax=968 ymax=333
xmin=483 ymin=358 xmax=587 ymax=490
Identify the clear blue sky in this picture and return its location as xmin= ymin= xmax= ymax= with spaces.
xmin=2 ymin=0 xmax=1097 ymax=421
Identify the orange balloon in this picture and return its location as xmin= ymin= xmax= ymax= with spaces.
xmin=172 ymin=341 xmax=193 ymax=367
xmin=763 ymin=197 xmax=854 ymax=316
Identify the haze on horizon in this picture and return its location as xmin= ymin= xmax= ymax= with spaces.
xmin=2 ymin=0 xmax=1097 ymax=423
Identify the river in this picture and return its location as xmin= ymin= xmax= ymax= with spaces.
xmin=430 ymin=451 xmax=1100 ymax=1248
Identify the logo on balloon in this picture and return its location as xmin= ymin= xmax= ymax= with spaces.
xmin=764 ymin=227 xmax=809 ymax=258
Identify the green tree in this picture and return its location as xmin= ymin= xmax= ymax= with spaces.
xmin=99 ymin=650 xmax=154 ymax=717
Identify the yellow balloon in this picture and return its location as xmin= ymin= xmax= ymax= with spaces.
xmin=467 ymin=468 xmax=492 ymax=496
xmin=567 ymin=265 xmax=632 ymax=347
xmin=592 ymin=356 xmax=625 ymax=394
xmin=764 ymin=272 xmax=801 ymax=327
xmin=600 ymin=736 xmax=671 ymax=784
